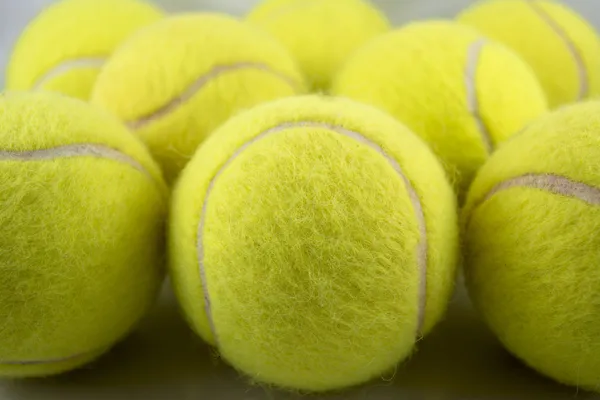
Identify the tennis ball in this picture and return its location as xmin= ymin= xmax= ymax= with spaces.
xmin=0 ymin=91 xmax=167 ymax=378
xmin=169 ymin=95 xmax=459 ymax=392
xmin=458 ymin=0 xmax=600 ymax=108
xmin=246 ymin=0 xmax=390 ymax=92
xmin=463 ymin=100 xmax=600 ymax=391
xmin=6 ymin=0 xmax=163 ymax=100
xmin=91 ymin=13 xmax=306 ymax=184
xmin=332 ymin=20 xmax=548 ymax=196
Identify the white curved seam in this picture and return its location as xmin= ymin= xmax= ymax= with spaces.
xmin=0 ymin=144 xmax=154 ymax=182
xmin=0 ymin=351 xmax=92 ymax=366
xmin=33 ymin=58 xmax=105 ymax=89
xmin=529 ymin=0 xmax=588 ymax=100
xmin=196 ymin=121 xmax=429 ymax=344
xmin=465 ymin=39 xmax=493 ymax=154
xmin=482 ymin=173 xmax=600 ymax=205
xmin=126 ymin=63 xmax=300 ymax=131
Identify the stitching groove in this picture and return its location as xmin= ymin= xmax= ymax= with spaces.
xmin=482 ymin=173 xmax=600 ymax=206
xmin=126 ymin=63 xmax=300 ymax=131
xmin=33 ymin=58 xmax=105 ymax=89
xmin=1 ymin=351 xmax=95 ymax=366
xmin=528 ymin=0 xmax=588 ymax=100
xmin=465 ymin=39 xmax=494 ymax=154
xmin=0 ymin=144 xmax=153 ymax=181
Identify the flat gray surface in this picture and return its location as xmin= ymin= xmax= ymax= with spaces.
xmin=1 ymin=282 xmax=597 ymax=400
xmin=2 ymin=0 xmax=600 ymax=398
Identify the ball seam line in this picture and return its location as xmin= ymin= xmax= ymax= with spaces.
xmin=0 ymin=144 xmax=155 ymax=183
xmin=528 ymin=0 xmax=588 ymax=100
xmin=465 ymin=38 xmax=493 ymax=154
xmin=0 ymin=350 xmax=95 ymax=366
xmin=33 ymin=57 xmax=106 ymax=89
xmin=468 ymin=174 xmax=600 ymax=229
xmin=483 ymin=173 xmax=600 ymax=204
xmin=196 ymin=121 xmax=429 ymax=346
xmin=126 ymin=63 xmax=301 ymax=131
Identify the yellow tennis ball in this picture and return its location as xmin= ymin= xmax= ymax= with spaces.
xmin=0 ymin=91 xmax=167 ymax=378
xmin=462 ymin=100 xmax=600 ymax=391
xmin=91 ymin=13 xmax=306 ymax=184
xmin=169 ymin=95 xmax=459 ymax=392
xmin=332 ymin=20 xmax=549 ymax=196
xmin=6 ymin=0 xmax=163 ymax=100
xmin=246 ymin=0 xmax=390 ymax=92
xmin=458 ymin=0 xmax=600 ymax=109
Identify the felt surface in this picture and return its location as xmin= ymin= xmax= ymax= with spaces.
xmin=91 ymin=13 xmax=306 ymax=184
xmin=6 ymin=0 xmax=163 ymax=100
xmin=332 ymin=20 xmax=548 ymax=197
xmin=169 ymin=95 xmax=459 ymax=392
xmin=246 ymin=0 xmax=390 ymax=92
xmin=463 ymin=100 xmax=600 ymax=391
xmin=0 ymin=91 xmax=167 ymax=377
xmin=458 ymin=0 xmax=600 ymax=108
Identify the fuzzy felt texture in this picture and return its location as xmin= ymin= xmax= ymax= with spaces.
xmin=91 ymin=13 xmax=307 ymax=184
xmin=463 ymin=100 xmax=600 ymax=392
xmin=331 ymin=20 xmax=549 ymax=198
xmin=6 ymin=0 xmax=163 ymax=100
xmin=246 ymin=0 xmax=390 ymax=92
xmin=169 ymin=95 xmax=459 ymax=392
xmin=458 ymin=0 xmax=600 ymax=109
xmin=0 ymin=92 xmax=167 ymax=377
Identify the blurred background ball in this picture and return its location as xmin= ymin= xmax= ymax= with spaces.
xmin=332 ymin=21 xmax=548 ymax=196
xmin=6 ymin=0 xmax=163 ymax=100
xmin=458 ymin=0 xmax=600 ymax=108
xmin=246 ymin=0 xmax=390 ymax=92
xmin=91 ymin=13 xmax=306 ymax=183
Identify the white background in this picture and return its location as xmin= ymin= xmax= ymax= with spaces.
xmin=1 ymin=0 xmax=599 ymax=89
